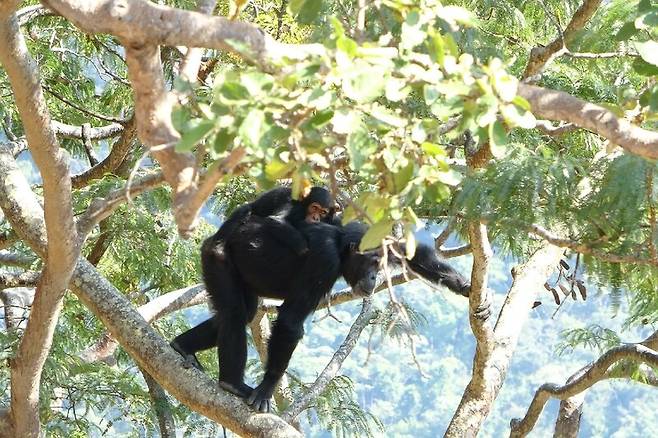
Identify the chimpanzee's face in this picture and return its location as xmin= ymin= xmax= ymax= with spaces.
xmin=342 ymin=247 xmax=380 ymax=296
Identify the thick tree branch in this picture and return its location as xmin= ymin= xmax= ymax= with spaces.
xmin=446 ymin=238 xmax=562 ymax=437
xmin=510 ymin=344 xmax=658 ymax=438
xmin=0 ymin=250 xmax=35 ymax=268
xmin=41 ymin=0 xmax=323 ymax=65
xmin=80 ymin=284 xmax=206 ymax=363
xmin=0 ymin=139 xmax=300 ymax=438
xmin=444 ymin=223 xmax=494 ymax=437
xmin=0 ymin=8 xmax=80 ymax=438
xmin=0 ymin=270 xmax=40 ymax=289
xmin=522 ymin=0 xmax=603 ymax=78
xmin=519 ymin=84 xmax=658 ymax=160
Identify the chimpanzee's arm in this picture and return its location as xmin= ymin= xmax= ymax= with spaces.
xmin=249 ymin=187 xmax=293 ymax=216
xmin=408 ymin=243 xmax=471 ymax=296
xmin=261 ymin=216 xmax=309 ymax=255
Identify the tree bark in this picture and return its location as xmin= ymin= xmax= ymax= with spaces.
xmin=445 ymin=240 xmax=562 ymax=437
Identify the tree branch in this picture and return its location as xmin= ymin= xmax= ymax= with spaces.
xmin=0 ymin=8 xmax=80 ymax=436
xmin=446 ymin=237 xmax=563 ymax=437
xmin=519 ymin=84 xmax=658 ymax=160
xmin=510 ymin=344 xmax=658 ymax=438
xmin=0 ymin=250 xmax=35 ymax=268
xmin=76 ymin=171 xmax=165 ymax=238
xmin=51 ymin=120 xmax=123 ymax=140
xmin=523 ymin=0 xmax=603 ymax=78
xmin=282 ymin=297 xmax=374 ymax=422
xmin=0 ymin=270 xmax=40 ymax=289
xmin=0 ymin=134 xmax=300 ymax=438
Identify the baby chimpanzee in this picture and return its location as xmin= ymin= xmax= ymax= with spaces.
xmin=210 ymin=186 xmax=338 ymax=260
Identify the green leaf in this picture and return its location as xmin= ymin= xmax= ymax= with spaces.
xmin=265 ymin=159 xmax=295 ymax=180
xmin=219 ymin=82 xmax=250 ymax=103
xmin=488 ymin=121 xmax=508 ymax=158
xmin=337 ymin=37 xmax=358 ymax=58
xmin=421 ymin=142 xmax=446 ymax=157
xmin=241 ymin=71 xmax=274 ymax=96
xmin=307 ymin=110 xmax=335 ymax=129
xmin=332 ymin=109 xmax=361 ymax=134
xmin=343 ymin=66 xmax=386 ymax=103
xmin=238 ymin=109 xmax=267 ymax=148
xmin=633 ymin=58 xmax=658 ymax=76
xmin=614 ymin=21 xmax=639 ymax=41
xmin=438 ymin=6 xmax=476 ymax=27
xmin=393 ymin=162 xmax=415 ymax=193
xmin=635 ymin=41 xmax=658 ymax=66
xmin=359 ymin=219 xmax=394 ymax=251
xmin=436 ymin=169 xmax=463 ymax=186
xmin=401 ymin=11 xmax=426 ymax=50
xmin=493 ymin=73 xmax=518 ymax=102
xmin=512 ymin=95 xmax=532 ymax=111
xmin=346 ymin=126 xmax=377 ymax=170
xmin=427 ymin=29 xmax=445 ymax=66
xmin=176 ymin=119 xmax=216 ymax=152
xmin=424 ymin=84 xmax=440 ymax=105
xmin=500 ymin=104 xmax=536 ymax=129
xmin=289 ymin=0 xmax=322 ymax=24
xmin=212 ymin=128 xmax=235 ymax=155
xmin=636 ymin=11 xmax=658 ymax=29
xmin=368 ymin=105 xmax=407 ymax=128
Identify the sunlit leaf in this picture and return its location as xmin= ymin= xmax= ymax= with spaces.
xmin=359 ymin=219 xmax=394 ymax=251
xmin=635 ymin=41 xmax=658 ymax=66
xmin=176 ymin=119 xmax=216 ymax=152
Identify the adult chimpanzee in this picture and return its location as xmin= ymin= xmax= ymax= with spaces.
xmin=211 ymin=186 xmax=339 ymax=261
xmin=171 ymin=218 xmax=471 ymax=412
xmin=172 ymin=218 xmax=380 ymax=412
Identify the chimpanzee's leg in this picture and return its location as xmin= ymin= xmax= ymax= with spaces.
xmin=247 ymin=299 xmax=313 ymax=412
xmin=170 ymin=317 xmax=217 ymax=370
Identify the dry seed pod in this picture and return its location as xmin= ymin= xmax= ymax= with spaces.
xmin=558 ymin=283 xmax=570 ymax=296
xmin=576 ymin=281 xmax=587 ymax=300
xmin=532 ymin=301 xmax=542 ymax=309
xmin=560 ymin=260 xmax=570 ymax=270
xmin=571 ymin=290 xmax=577 ymax=300
xmin=544 ymin=282 xmax=552 ymax=291
xmin=551 ymin=288 xmax=560 ymax=305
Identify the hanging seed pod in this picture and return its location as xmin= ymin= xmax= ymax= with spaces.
xmin=551 ymin=288 xmax=560 ymax=305
xmin=571 ymin=290 xmax=577 ymax=300
xmin=576 ymin=280 xmax=587 ymax=300
xmin=544 ymin=282 xmax=552 ymax=291
xmin=560 ymin=259 xmax=570 ymax=270
xmin=532 ymin=301 xmax=542 ymax=309
xmin=558 ymin=283 xmax=570 ymax=296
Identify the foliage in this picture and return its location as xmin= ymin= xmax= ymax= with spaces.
xmin=2 ymin=0 xmax=658 ymax=436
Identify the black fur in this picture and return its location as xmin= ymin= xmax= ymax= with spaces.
xmin=171 ymin=218 xmax=469 ymax=412
xmin=211 ymin=186 xmax=337 ymax=260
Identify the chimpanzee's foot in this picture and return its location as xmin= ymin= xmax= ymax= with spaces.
xmin=170 ymin=341 xmax=204 ymax=371
xmin=219 ymin=380 xmax=253 ymax=399
xmin=247 ymin=381 xmax=276 ymax=413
